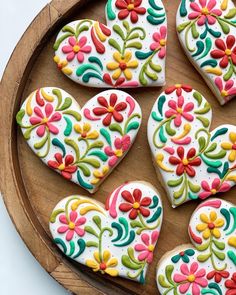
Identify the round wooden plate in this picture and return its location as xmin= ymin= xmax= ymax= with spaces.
xmin=0 ymin=0 xmax=236 ymax=294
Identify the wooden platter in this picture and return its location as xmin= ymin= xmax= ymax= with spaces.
xmin=0 ymin=0 xmax=236 ymax=294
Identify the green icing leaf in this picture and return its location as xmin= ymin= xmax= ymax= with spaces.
xmin=77 ymin=170 xmax=93 ymax=189
xmin=135 ymin=50 xmax=153 ymax=60
xmin=197 ymin=253 xmax=211 ymax=262
xmin=158 ymin=95 xmax=166 ymax=116
xmin=121 ymin=255 xmax=141 ymax=270
xmin=191 ymin=22 xmax=199 ymax=38
xmin=64 ymin=117 xmax=72 ymax=136
xmin=54 ymin=238 xmax=67 ymax=254
xmin=165 ymin=120 xmax=176 ymax=136
xmin=93 ymin=215 xmax=101 ymax=230
xmin=73 ymin=239 xmax=86 ymax=259
xmin=193 ymin=91 xmax=203 ymax=106
xmin=198 ymin=136 xmax=206 ymax=151
xmin=188 ymin=181 xmax=200 ymax=193
xmin=167 ymin=176 xmax=183 ymax=187
xmin=196 ymin=241 xmax=210 ymax=251
xmin=218 ymin=18 xmax=230 ymax=34
xmin=65 ymin=138 xmax=80 ymax=161
xmin=213 ymin=240 xmax=225 ymax=250
xmin=151 ymin=111 xmax=162 ymax=122
xmin=211 ymin=127 xmax=228 ymax=141
xmin=86 ymin=241 xmax=98 ymax=247
xmin=16 ymin=109 xmax=25 ymax=125
xmin=224 ymin=8 xmax=236 ymax=19
xmin=53 ymin=33 xmax=73 ymax=50
xmin=109 ymin=123 xmax=123 ymax=135
xmin=84 ymin=225 xmax=99 ymax=237
xmin=126 ymin=121 xmax=140 ymax=133
xmin=81 ymin=158 xmax=100 ymax=168
xmin=50 ymin=209 xmax=64 ymax=223
xmin=177 ymin=21 xmax=191 ymax=32
xmin=212 ymin=249 xmax=225 ymax=260
xmin=89 ymin=140 xmax=104 ymax=149
xmin=88 ymin=56 xmax=103 ymax=70
xmin=165 ymin=265 xmax=174 ymax=284
xmin=147 ymin=207 xmax=162 ymax=223
xmin=34 ymin=135 xmax=48 ymax=149
xmin=88 ymin=150 xmax=108 ymax=161
xmin=109 ymin=38 xmax=121 ymax=52
xmin=113 ymin=24 xmax=125 ymax=40
xmin=63 ymin=110 xmax=81 ymax=121
xmin=228 ymin=250 xmax=236 ymax=265
xmin=77 ymin=163 xmax=91 ymax=177
xmin=100 ymin=128 xmax=111 ymax=145
xmin=194 ymin=102 xmax=211 ymax=114
xmin=57 ymin=97 xmax=72 ymax=111
xmin=158 ymin=275 xmax=171 ymax=288
xmin=196 ymin=116 xmax=210 ymax=128
xmin=52 ymin=138 xmax=66 ymax=157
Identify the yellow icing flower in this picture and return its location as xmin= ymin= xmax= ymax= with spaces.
xmin=106 ymin=51 xmax=138 ymax=80
xmin=86 ymin=250 xmax=119 ymax=276
xmin=53 ymin=55 xmax=72 ymax=75
xmin=74 ymin=123 xmax=99 ymax=139
xmin=221 ymin=132 xmax=236 ymax=162
xmin=90 ymin=166 xmax=109 ymax=185
xmin=196 ymin=211 xmax=224 ymax=239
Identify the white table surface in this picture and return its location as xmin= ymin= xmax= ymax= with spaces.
xmin=0 ymin=1 xmax=70 ymax=294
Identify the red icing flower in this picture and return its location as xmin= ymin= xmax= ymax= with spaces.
xmin=93 ymin=93 xmax=127 ymax=126
xmin=165 ymin=95 xmax=194 ymax=127
xmin=119 ymin=188 xmax=151 ymax=219
xmin=211 ymin=35 xmax=236 ymax=68
xmin=48 ymin=153 xmax=77 ymax=180
xmin=199 ymin=178 xmax=231 ymax=199
xmin=215 ymin=77 xmax=236 ymax=100
xmin=57 ymin=211 xmax=86 ymax=241
xmin=165 ymin=84 xmax=192 ymax=97
xmin=150 ymin=26 xmax=167 ymax=59
xmin=62 ymin=36 xmax=92 ymax=62
xmin=225 ymin=273 xmax=236 ymax=295
xmin=115 ymin=0 xmax=146 ymax=23
xmin=188 ymin=0 xmax=222 ymax=26
xmin=30 ymin=103 xmax=61 ymax=137
xmin=169 ymin=147 xmax=201 ymax=177
xmin=105 ymin=135 xmax=131 ymax=167
xmin=207 ymin=270 xmax=229 ymax=283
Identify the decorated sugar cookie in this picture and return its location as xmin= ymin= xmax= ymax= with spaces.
xmin=177 ymin=0 xmax=236 ymax=105
xmin=49 ymin=181 xmax=163 ymax=283
xmin=53 ymin=0 xmax=167 ymax=88
xmin=147 ymin=84 xmax=236 ymax=207
xmin=16 ymin=88 xmax=142 ymax=193
xmin=156 ymin=199 xmax=236 ymax=294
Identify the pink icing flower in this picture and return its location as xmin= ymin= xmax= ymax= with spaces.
xmin=165 ymin=96 xmax=194 ymax=127
xmin=215 ymin=77 xmax=236 ymax=101
xmin=30 ymin=103 xmax=62 ymax=137
xmin=62 ymin=36 xmax=92 ymax=62
xmin=188 ymin=0 xmax=222 ymax=26
xmin=134 ymin=231 xmax=159 ymax=263
xmin=150 ymin=26 xmax=167 ymax=59
xmin=174 ymin=262 xmax=208 ymax=294
xmin=105 ymin=135 xmax=131 ymax=167
xmin=199 ymin=178 xmax=231 ymax=199
xmin=57 ymin=211 xmax=86 ymax=241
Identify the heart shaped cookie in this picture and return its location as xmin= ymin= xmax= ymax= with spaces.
xmin=53 ymin=0 xmax=167 ymax=88
xmin=16 ymin=88 xmax=141 ymax=193
xmin=156 ymin=199 xmax=236 ymax=294
xmin=147 ymin=84 xmax=236 ymax=207
xmin=177 ymin=0 xmax=236 ymax=105
xmin=49 ymin=181 xmax=163 ymax=283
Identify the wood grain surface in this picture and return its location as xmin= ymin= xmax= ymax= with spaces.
xmin=0 ymin=0 xmax=236 ymax=294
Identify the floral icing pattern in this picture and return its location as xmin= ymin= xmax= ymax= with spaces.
xmin=49 ymin=181 xmax=163 ymax=283
xmin=53 ymin=0 xmax=167 ymax=88
xmin=156 ymin=199 xmax=236 ymax=294
xmin=177 ymin=0 xmax=236 ymax=105
xmin=16 ymin=88 xmax=141 ymax=193
xmin=147 ymin=85 xmax=236 ymax=207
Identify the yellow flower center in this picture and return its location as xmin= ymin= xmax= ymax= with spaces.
xmin=127 ymin=4 xmax=134 ymax=10
xmin=41 ymin=117 xmax=49 ymax=123
xmin=201 ymin=7 xmax=209 ymax=15
xmin=68 ymin=222 xmax=75 ymax=230
xmin=160 ymin=39 xmax=166 ymax=46
xmin=58 ymin=164 xmax=65 ymax=171
xmin=175 ymin=84 xmax=182 ymax=88
xmin=108 ymin=106 xmax=114 ymax=112
xmin=225 ymin=49 xmax=232 ymax=56
xmin=211 ymin=189 xmax=217 ymax=194
xmin=182 ymin=158 xmax=189 ymax=166
xmin=148 ymin=244 xmax=155 ymax=252
xmin=221 ymin=90 xmax=228 ymax=97
xmin=188 ymin=274 xmax=196 ymax=282
xmin=177 ymin=107 xmax=183 ymax=114
xmin=73 ymin=45 xmax=80 ymax=53
xmin=115 ymin=149 xmax=123 ymax=157
xmin=133 ymin=202 xmax=140 ymax=209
